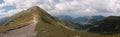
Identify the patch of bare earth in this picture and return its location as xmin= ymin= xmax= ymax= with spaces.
xmin=0 ymin=22 xmax=37 ymax=37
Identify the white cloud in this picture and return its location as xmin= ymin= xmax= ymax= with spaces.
xmin=7 ymin=9 xmax=23 ymax=16
xmin=0 ymin=0 xmax=120 ymax=17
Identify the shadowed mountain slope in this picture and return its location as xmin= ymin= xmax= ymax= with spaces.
xmin=89 ymin=16 xmax=120 ymax=34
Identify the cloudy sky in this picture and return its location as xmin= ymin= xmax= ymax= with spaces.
xmin=0 ymin=0 xmax=120 ymax=17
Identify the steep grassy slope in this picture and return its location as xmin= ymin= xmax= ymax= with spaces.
xmin=0 ymin=6 xmax=120 ymax=37
xmin=0 ymin=7 xmax=35 ymax=33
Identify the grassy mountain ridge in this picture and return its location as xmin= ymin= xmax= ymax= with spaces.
xmin=0 ymin=6 xmax=37 ymax=33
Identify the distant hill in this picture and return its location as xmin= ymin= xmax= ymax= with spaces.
xmin=89 ymin=16 xmax=120 ymax=34
xmin=0 ymin=17 xmax=10 ymax=25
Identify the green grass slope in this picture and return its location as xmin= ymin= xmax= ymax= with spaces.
xmin=0 ymin=7 xmax=36 ymax=33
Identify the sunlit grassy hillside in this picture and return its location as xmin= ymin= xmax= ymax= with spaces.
xmin=0 ymin=7 xmax=36 ymax=33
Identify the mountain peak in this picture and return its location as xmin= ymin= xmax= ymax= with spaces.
xmin=23 ymin=6 xmax=47 ymax=15
xmin=28 ymin=6 xmax=40 ymax=10
xmin=31 ymin=6 xmax=40 ymax=8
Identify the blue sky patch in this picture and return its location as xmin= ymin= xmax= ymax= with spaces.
xmin=0 ymin=0 xmax=4 ymax=4
xmin=2 ymin=5 xmax=16 ymax=12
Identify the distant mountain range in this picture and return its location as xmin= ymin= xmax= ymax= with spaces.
xmin=55 ymin=15 xmax=105 ymax=24
xmin=55 ymin=15 xmax=106 ymax=30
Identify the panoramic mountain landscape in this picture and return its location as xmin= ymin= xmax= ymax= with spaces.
xmin=1 ymin=0 xmax=120 ymax=37
xmin=0 ymin=6 xmax=120 ymax=37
